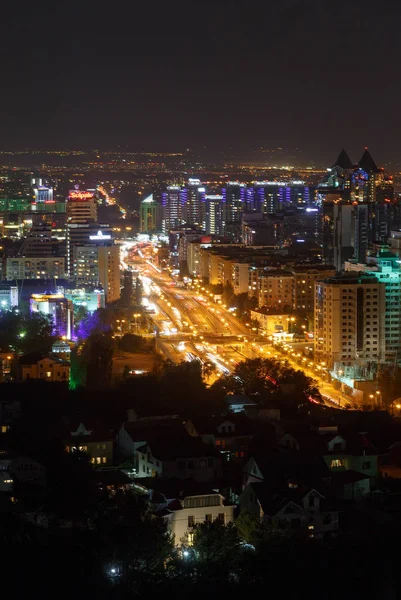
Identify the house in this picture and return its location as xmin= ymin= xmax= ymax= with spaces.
xmin=322 ymin=433 xmax=378 ymax=482
xmin=65 ymin=420 xmax=114 ymax=466
xmin=19 ymin=353 xmax=70 ymax=382
xmin=117 ymin=419 xmax=222 ymax=482
xmin=240 ymin=481 xmax=339 ymax=539
xmin=193 ymin=413 xmax=259 ymax=459
xmin=327 ymin=470 xmax=371 ymax=500
xmin=0 ymin=455 xmax=46 ymax=489
xmin=159 ymin=491 xmax=235 ymax=546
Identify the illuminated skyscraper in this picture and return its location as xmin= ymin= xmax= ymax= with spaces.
xmin=222 ymin=182 xmax=246 ymax=226
xmin=139 ymin=194 xmax=161 ymax=233
xmin=66 ymin=190 xmax=97 ymax=224
xmin=314 ymin=273 xmax=385 ymax=384
xmin=203 ymin=195 xmax=223 ymax=235
xmin=182 ymin=179 xmax=205 ymax=226
xmin=162 ymin=186 xmax=183 ymax=233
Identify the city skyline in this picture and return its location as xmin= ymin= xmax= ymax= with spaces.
xmin=2 ymin=1 xmax=401 ymax=165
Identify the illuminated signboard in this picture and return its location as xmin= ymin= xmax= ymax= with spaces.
xmin=68 ymin=191 xmax=94 ymax=200
xmin=89 ymin=230 xmax=111 ymax=241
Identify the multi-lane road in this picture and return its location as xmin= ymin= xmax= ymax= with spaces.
xmin=128 ymin=252 xmax=350 ymax=407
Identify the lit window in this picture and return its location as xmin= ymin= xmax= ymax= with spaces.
xmin=96 ymin=457 xmax=101 ymax=464
xmin=330 ymin=459 xmax=344 ymax=468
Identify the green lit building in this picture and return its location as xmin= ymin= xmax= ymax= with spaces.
xmin=139 ymin=194 xmax=161 ymax=233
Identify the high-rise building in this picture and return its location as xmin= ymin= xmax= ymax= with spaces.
xmin=30 ymin=291 xmax=74 ymax=339
xmin=203 ymin=195 xmax=223 ymax=235
xmin=322 ymin=199 xmax=354 ymax=271
xmin=314 ymin=273 xmax=385 ymax=383
xmin=18 ymin=222 xmax=58 ymax=257
xmin=345 ymin=250 xmax=401 ymax=363
xmin=98 ymin=246 xmax=120 ymax=303
xmin=66 ymin=190 xmax=97 ymax=224
xmin=162 ymin=186 xmax=183 ymax=233
xmin=222 ymin=182 xmax=246 ymax=231
xmin=72 ymin=234 xmax=120 ymax=303
xmin=182 ymin=179 xmax=205 ymax=227
xmin=139 ymin=194 xmax=161 ymax=233
xmin=67 ymin=224 xmax=112 ymax=278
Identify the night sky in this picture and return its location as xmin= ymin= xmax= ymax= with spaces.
xmin=2 ymin=0 xmax=401 ymax=164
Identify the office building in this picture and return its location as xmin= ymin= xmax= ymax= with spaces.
xmin=66 ymin=190 xmax=97 ymax=224
xmin=33 ymin=186 xmax=53 ymax=203
xmin=30 ymin=291 xmax=74 ymax=339
xmin=139 ymin=194 xmax=161 ymax=233
xmin=17 ymin=222 xmax=59 ymax=257
xmin=67 ymin=223 xmax=112 ymax=278
xmin=314 ymin=273 xmax=385 ymax=384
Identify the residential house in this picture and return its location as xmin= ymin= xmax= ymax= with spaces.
xmin=117 ymin=418 xmax=222 ymax=481
xmin=239 ymin=481 xmax=339 ymax=539
xmin=193 ymin=413 xmax=259 ymax=459
xmin=322 ymin=433 xmax=378 ymax=483
xmin=65 ymin=420 xmax=114 ymax=466
xmin=160 ymin=491 xmax=235 ymax=546
xmin=19 ymin=353 xmax=70 ymax=382
xmin=0 ymin=455 xmax=46 ymax=490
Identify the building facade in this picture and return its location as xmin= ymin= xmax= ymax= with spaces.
xmin=314 ymin=273 xmax=385 ymax=382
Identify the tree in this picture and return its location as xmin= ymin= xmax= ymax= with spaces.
xmin=119 ymin=333 xmax=143 ymax=353
xmin=235 ymin=512 xmax=269 ymax=545
xmin=82 ymin=332 xmax=115 ymax=388
xmin=191 ymin=521 xmax=242 ymax=579
xmin=0 ymin=310 xmax=54 ymax=354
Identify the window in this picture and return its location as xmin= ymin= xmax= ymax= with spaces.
xmin=102 ymin=457 xmax=107 ymax=464
xmin=308 ymin=495 xmax=315 ymax=507
xmin=188 ymin=516 xmax=195 ymax=528
xmin=330 ymin=459 xmax=343 ymax=468
xmin=323 ymin=514 xmax=332 ymax=525
xmin=205 ymin=514 xmax=212 ymax=523
xmin=96 ymin=457 xmax=101 ymax=464
xmin=217 ymin=513 xmax=225 ymax=524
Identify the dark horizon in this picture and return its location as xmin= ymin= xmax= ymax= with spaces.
xmin=2 ymin=0 xmax=401 ymax=166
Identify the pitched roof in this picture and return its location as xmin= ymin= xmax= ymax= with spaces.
xmin=332 ymin=149 xmax=354 ymax=170
xmin=357 ymin=149 xmax=380 ymax=173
